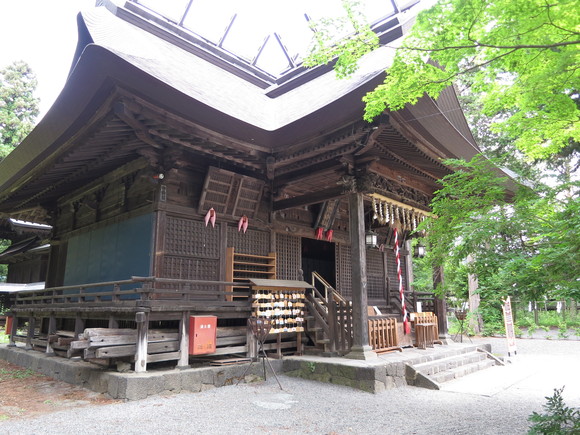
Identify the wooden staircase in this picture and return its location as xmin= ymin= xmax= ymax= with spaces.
xmin=303 ymin=272 xmax=352 ymax=356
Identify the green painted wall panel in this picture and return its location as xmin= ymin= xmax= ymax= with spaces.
xmin=63 ymin=213 xmax=153 ymax=286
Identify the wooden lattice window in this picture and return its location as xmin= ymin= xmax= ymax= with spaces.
xmin=165 ymin=216 xmax=220 ymax=258
xmin=162 ymin=257 xmax=220 ymax=281
xmin=336 ymin=243 xmax=352 ymax=299
xmin=366 ymin=249 xmax=385 ymax=300
xmin=275 ymin=233 xmax=302 ymax=281
xmin=227 ymin=226 xmax=270 ymax=256
xmin=198 ymin=166 xmax=264 ymax=218
xmin=385 ymin=249 xmax=408 ymax=299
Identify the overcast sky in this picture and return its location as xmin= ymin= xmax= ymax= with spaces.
xmin=0 ymin=0 xmax=93 ymax=121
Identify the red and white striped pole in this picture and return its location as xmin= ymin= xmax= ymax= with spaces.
xmin=394 ymin=228 xmax=411 ymax=334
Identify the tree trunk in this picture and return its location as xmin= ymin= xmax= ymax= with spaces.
xmin=467 ymin=255 xmax=483 ymax=334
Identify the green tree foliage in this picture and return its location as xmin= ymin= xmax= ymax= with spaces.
xmin=307 ymin=1 xmax=580 ymax=327
xmin=419 ymin=155 xmax=579 ymax=326
xmin=303 ymin=0 xmax=378 ymax=78
xmin=0 ymin=61 xmax=39 ymax=281
xmin=307 ymin=0 xmax=580 ymax=159
xmin=0 ymin=60 xmax=39 ymax=160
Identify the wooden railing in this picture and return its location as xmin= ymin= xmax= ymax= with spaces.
xmin=304 ymin=277 xmax=353 ymax=355
xmin=311 ymin=271 xmax=347 ymax=304
xmin=11 ymin=276 xmax=252 ymax=311
xmin=368 ymin=316 xmax=401 ymax=353
xmin=415 ymin=291 xmax=437 ymax=313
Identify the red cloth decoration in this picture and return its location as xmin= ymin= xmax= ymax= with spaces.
xmin=315 ymin=227 xmax=324 ymax=240
xmin=204 ymin=208 xmax=216 ymax=227
xmin=238 ymin=215 xmax=248 ymax=233
xmin=325 ymin=229 xmax=333 ymax=242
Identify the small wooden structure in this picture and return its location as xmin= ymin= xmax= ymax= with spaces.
xmin=412 ymin=312 xmax=443 ymax=349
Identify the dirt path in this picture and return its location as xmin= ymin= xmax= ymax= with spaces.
xmin=0 ymin=359 xmax=118 ymax=421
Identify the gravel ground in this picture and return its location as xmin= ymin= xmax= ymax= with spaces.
xmin=1 ymin=337 xmax=579 ymax=435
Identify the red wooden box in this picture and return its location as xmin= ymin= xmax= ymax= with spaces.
xmin=5 ymin=315 xmax=13 ymax=336
xmin=188 ymin=316 xmax=217 ymax=355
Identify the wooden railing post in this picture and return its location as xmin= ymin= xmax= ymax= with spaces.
xmin=46 ymin=315 xmax=57 ymax=355
xmin=177 ymin=311 xmax=190 ymax=368
xmin=327 ymin=300 xmax=337 ymax=354
xmin=135 ymin=311 xmax=149 ymax=373
xmin=74 ymin=314 xmax=85 ymax=340
xmin=25 ymin=315 xmax=35 ymax=350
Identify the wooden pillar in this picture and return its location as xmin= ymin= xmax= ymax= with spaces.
xmin=135 ymin=311 xmax=149 ymax=373
xmin=345 ymin=192 xmax=377 ymax=360
xmin=433 ymin=266 xmax=448 ymax=337
xmin=177 ymin=311 xmax=190 ymax=368
xmin=405 ymin=240 xmax=417 ymax=311
xmin=25 ymin=315 xmax=35 ymax=350
xmin=246 ymin=320 xmax=258 ymax=360
xmin=46 ymin=315 xmax=57 ymax=355
xmin=108 ymin=316 xmax=119 ymax=329
xmin=74 ymin=313 xmax=85 ymax=339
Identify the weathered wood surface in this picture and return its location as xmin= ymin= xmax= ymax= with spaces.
xmin=83 ymin=328 xmax=138 ymax=339
xmin=95 ymin=340 xmax=179 ymax=359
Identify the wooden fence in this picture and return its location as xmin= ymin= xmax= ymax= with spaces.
xmin=368 ymin=317 xmax=401 ymax=354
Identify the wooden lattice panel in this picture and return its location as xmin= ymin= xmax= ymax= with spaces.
xmin=227 ymin=226 xmax=270 ymax=256
xmin=165 ymin=216 xmax=220 ymax=258
xmin=385 ymin=249 xmax=407 ymax=290
xmin=275 ymin=233 xmax=302 ymax=281
xmin=161 ymin=256 xmax=220 ymax=289
xmin=198 ymin=166 xmax=264 ymax=218
xmin=366 ymin=249 xmax=385 ymax=300
xmin=336 ymin=244 xmax=352 ymax=299
xmin=235 ymin=177 xmax=264 ymax=217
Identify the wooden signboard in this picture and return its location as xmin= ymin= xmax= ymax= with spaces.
xmin=502 ymin=296 xmax=517 ymax=357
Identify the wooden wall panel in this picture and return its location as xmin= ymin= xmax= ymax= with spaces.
xmin=226 ymin=226 xmax=270 ymax=256
xmin=162 ymin=256 xmax=220 ymax=282
xmin=165 ymin=216 xmax=220 ymax=258
xmin=275 ymin=233 xmax=302 ymax=281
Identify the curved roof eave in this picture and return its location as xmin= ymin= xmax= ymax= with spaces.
xmin=396 ymin=96 xmax=520 ymax=192
xmin=0 ymin=40 xmax=390 ymax=200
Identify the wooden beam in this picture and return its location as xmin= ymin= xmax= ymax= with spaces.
xmin=273 ymin=186 xmax=345 ymax=211
xmin=121 ymin=94 xmax=272 ymax=154
xmin=273 ymin=158 xmax=345 ymax=188
xmin=114 ymin=102 xmax=163 ymax=150
xmin=148 ymin=128 xmax=262 ymax=171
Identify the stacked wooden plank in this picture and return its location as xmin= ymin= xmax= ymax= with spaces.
xmin=69 ymin=328 xmax=180 ymax=363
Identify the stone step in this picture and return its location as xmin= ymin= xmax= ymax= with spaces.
xmin=406 ymin=348 xmax=496 ymax=389
xmin=430 ymin=358 xmax=495 ymax=384
xmin=406 ymin=344 xmax=487 ymax=366
xmin=413 ymin=351 xmax=487 ymax=376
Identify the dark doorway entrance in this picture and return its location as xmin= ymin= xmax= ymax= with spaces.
xmin=301 ymin=238 xmax=336 ymax=288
